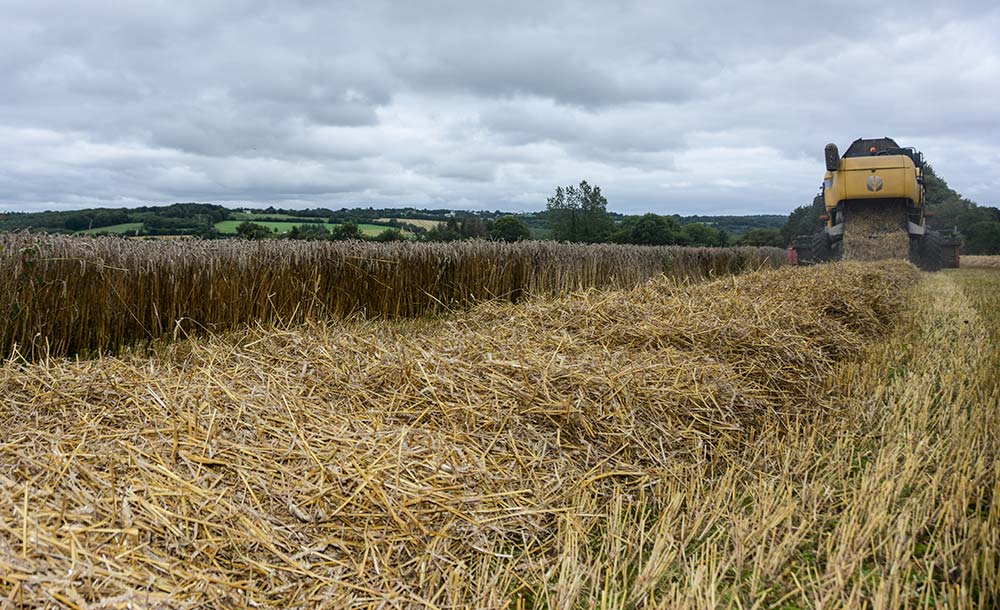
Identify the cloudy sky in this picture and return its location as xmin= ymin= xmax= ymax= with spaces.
xmin=2 ymin=1 xmax=999 ymax=215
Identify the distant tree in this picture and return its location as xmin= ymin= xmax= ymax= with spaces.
xmin=288 ymin=224 xmax=331 ymax=240
xmin=962 ymin=220 xmax=1000 ymax=254
xmin=63 ymin=213 xmax=92 ymax=231
xmin=921 ymin=164 xmax=958 ymax=207
xmin=781 ymin=193 xmax=826 ymax=246
xmin=459 ymin=215 xmax=487 ymax=238
xmin=737 ymin=227 xmax=785 ymax=247
xmin=921 ymin=165 xmax=1000 ymax=253
xmin=546 ymin=187 xmax=576 ymax=240
xmin=330 ymin=221 xmax=364 ymax=241
xmin=490 ymin=215 xmax=531 ymax=242
xmin=682 ymin=222 xmax=729 ymax=247
xmin=62 ymin=209 xmax=130 ymax=232
xmin=546 ymin=181 xmax=613 ymax=243
xmin=424 ymin=219 xmax=464 ymax=242
xmin=236 ymin=221 xmax=272 ymax=240
xmin=148 ymin=203 xmax=229 ymax=223
xmin=194 ymin=223 xmax=220 ymax=239
xmin=610 ymin=213 xmax=684 ymax=245
xmin=373 ymin=228 xmax=406 ymax=242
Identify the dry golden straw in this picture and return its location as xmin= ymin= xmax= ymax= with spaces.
xmin=842 ymin=201 xmax=910 ymax=261
xmin=6 ymin=261 xmax=995 ymax=608
xmin=0 ymin=233 xmax=784 ymax=360
xmin=961 ymin=254 xmax=1000 ymax=268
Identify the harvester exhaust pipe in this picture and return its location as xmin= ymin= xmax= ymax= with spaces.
xmin=824 ymin=143 xmax=840 ymax=171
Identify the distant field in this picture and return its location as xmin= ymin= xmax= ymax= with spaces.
xmin=351 ymin=223 xmax=400 ymax=237
xmin=376 ymin=217 xmax=443 ymax=230
xmin=79 ymin=222 xmax=144 ymax=235
xmin=214 ymin=220 xmax=305 ymax=234
xmin=214 ymin=220 xmax=396 ymax=237
xmin=70 ymin=218 xmax=405 ymax=238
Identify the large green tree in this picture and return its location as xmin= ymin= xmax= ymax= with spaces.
xmin=922 ymin=165 xmax=1000 ymax=254
xmin=288 ymin=224 xmax=331 ymax=240
xmin=610 ymin=213 xmax=684 ymax=245
xmin=546 ymin=181 xmax=614 ymax=243
xmin=458 ymin=215 xmax=487 ymax=239
xmin=235 ymin=221 xmax=272 ymax=240
xmin=682 ymin=222 xmax=729 ymax=247
xmin=490 ymin=215 xmax=531 ymax=242
xmin=331 ymin=221 xmax=364 ymax=241
xmin=781 ymin=193 xmax=826 ymax=246
xmin=424 ymin=219 xmax=463 ymax=242
xmin=373 ymin=228 xmax=406 ymax=242
xmin=737 ymin=227 xmax=784 ymax=247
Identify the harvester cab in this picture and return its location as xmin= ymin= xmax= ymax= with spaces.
xmin=793 ymin=137 xmax=951 ymax=270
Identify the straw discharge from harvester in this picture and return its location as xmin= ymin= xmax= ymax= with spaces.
xmin=792 ymin=137 xmax=959 ymax=269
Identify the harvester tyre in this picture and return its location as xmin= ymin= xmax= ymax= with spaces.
xmin=916 ymin=232 xmax=943 ymax=272
xmin=811 ymin=231 xmax=832 ymax=262
xmin=793 ymin=235 xmax=814 ymax=265
xmin=795 ymin=235 xmax=819 ymax=265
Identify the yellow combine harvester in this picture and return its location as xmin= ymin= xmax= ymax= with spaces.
xmin=792 ymin=137 xmax=957 ymax=270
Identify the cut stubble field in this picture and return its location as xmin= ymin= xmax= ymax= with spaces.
xmin=78 ymin=222 xmax=145 ymax=235
xmin=0 ymin=251 xmax=997 ymax=608
xmin=375 ymin=218 xmax=445 ymax=231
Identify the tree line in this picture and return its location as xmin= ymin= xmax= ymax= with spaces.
xmin=542 ymin=181 xmax=763 ymax=247
xmin=0 ymin=198 xmax=777 ymax=248
xmin=15 ymin=170 xmax=997 ymax=253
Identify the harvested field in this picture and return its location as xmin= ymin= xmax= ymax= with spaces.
xmin=0 ymin=234 xmax=783 ymax=360
xmin=6 ymin=261 xmax=997 ymax=608
xmin=842 ymin=200 xmax=910 ymax=261
xmin=961 ymin=254 xmax=1000 ymax=268
xmin=375 ymin=218 xmax=443 ymax=231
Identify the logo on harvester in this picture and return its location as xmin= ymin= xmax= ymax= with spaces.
xmin=866 ymin=175 xmax=884 ymax=192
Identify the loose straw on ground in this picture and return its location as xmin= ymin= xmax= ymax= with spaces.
xmin=961 ymin=254 xmax=1000 ymax=268
xmin=0 ymin=261 xmax=934 ymax=608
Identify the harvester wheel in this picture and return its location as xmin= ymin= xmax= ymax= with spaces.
xmin=793 ymin=235 xmax=814 ymax=264
xmin=915 ymin=232 xmax=943 ymax=272
xmin=811 ymin=231 xmax=832 ymax=262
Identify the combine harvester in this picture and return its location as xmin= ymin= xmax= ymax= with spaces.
xmin=792 ymin=137 xmax=959 ymax=270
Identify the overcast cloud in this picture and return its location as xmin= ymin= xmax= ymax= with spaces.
xmin=2 ymin=0 xmax=999 ymax=215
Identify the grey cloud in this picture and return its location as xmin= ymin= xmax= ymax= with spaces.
xmin=1 ymin=0 xmax=999 ymax=214
xmin=478 ymin=99 xmax=685 ymax=160
xmin=393 ymin=41 xmax=699 ymax=108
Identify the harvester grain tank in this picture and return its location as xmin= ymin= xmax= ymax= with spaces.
xmin=792 ymin=137 xmax=953 ymax=270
